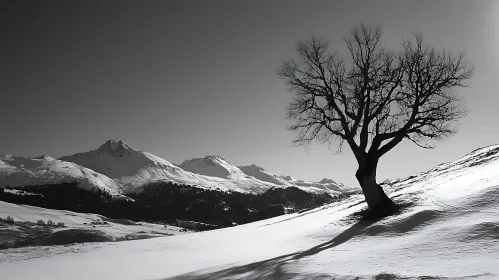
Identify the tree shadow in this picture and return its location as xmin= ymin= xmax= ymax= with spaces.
xmin=290 ymin=215 xmax=384 ymax=261
xmin=162 ymin=216 xmax=384 ymax=280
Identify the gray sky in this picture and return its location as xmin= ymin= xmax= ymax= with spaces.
xmin=1 ymin=0 xmax=498 ymax=188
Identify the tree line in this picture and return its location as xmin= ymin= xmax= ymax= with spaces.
xmin=0 ymin=181 xmax=333 ymax=228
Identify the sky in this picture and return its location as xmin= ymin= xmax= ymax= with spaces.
xmin=1 ymin=0 xmax=498 ymax=188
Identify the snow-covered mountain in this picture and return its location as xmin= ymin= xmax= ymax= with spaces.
xmin=278 ymin=174 xmax=352 ymax=193
xmin=179 ymin=157 xmax=348 ymax=194
xmin=0 ymin=154 xmax=123 ymax=196
xmin=180 ymin=156 xmax=248 ymax=179
xmin=237 ymin=164 xmax=291 ymax=186
xmin=59 ymin=141 xmax=277 ymax=194
xmin=176 ymin=155 xmax=289 ymax=193
xmin=0 ymin=140 xmax=350 ymax=195
xmin=237 ymin=164 xmax=353 ymax=193
xmin=3 ymin=144 xmax=499 ymax=280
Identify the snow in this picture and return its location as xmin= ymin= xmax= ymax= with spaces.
xmin=318 ymin=178 xmax=337 ymax=184
xmin=180 ymin=156 xmax=246 ymax=179
xmin=2 ymin=141 xmax=352 ymax=195
xmin=1 ymin=145 xmax=498 ymax=279
xmin=61 ymin=142 xmax=279 ymax=194
xmin=238 ymin=164 xmax=292 ymax=186
xmin=279 ymin=173 xmax=353 ymax=193
xmin=0 ymin=154 xmax=124 ymax=196
xmin=2 ymin=189 xmax=39 ymax=196
xmin=0 ymin=200 xmax=187 ymax=240
xmin=279 ymin=175 xmax=296 ymax=181
xmin=237 ymin=164 xmax=353 ymax=194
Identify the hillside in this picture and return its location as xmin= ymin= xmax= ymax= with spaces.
xmin=238 ymin=164 xmax=293 ymax=186
xmin=0 ymin=154 xmax=124 ymax=196
xmin=178 ymin=156 xmax=278 ymax=193
xmin=180 ymin=156 xmax=247 ymax=179
xmin=0 ymin=199 xmax=187 ymax=249
xmin=1 ymin=145 xmax=498 ymax=279
xmin=0 ymin=180 xmax=334 ymax=229
xmin=278 ymin=174 xmax=351 ymax=193
xmin=238 ymin=164 xmax=352 ymax=194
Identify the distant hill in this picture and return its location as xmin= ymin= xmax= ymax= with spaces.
xmin=0 ymin=154 xmax=124 ymax=196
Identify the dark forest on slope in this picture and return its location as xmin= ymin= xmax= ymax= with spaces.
xmin=0 ymin=181 xmax=335 ymax=229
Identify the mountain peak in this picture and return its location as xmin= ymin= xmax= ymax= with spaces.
xmin=238 ymin=164 xmax=289 ymax=186
xmin=99 ymin=140 xmax=132 ymax=153
xmin=204 ymin=155 xmax=227 ymax=162
xmin=180 ymin=155 xmax=242 ymax=179
xmin=318 ymin=178 xmax=337 ymax=184
xmin=246 ymin=164 xmax=265 ymax=171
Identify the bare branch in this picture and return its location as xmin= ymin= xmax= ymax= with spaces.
xmin=278 ymin=23 xmax=474 ymax=162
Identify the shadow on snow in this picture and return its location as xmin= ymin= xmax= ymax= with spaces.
xmin=162 ymin=216 xmax=383 ymax=280
xmin=158 ymin=185 xmax=499 ymax=280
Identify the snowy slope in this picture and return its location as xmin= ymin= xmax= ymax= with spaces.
xmin=180 ymin=156 xmax=246 ymax=179
xmin=238 ymin=164 xmax=292 ymax=186
xmin=178 ymin=156 xmax=282 ymax=193
xmin=60 ymin=141 xmax=276 ymax=193
xmin=0 ymin=154 xmax=123 ymax=196
xmin=239 ymin=164 xmax=353 ymax=194
xmin=2 ymin=144 xmax=498 ymax=280
xmin=0 ymin=200 xmax=186 ymax=240
xmin=279 ymin=174 xmax=353 ymax=193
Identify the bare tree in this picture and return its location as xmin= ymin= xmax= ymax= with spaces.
xmin=278 ymin=23 xmax=474 ymax=215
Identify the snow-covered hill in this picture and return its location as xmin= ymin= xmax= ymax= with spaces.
xmin=0 ymin=154 xmax=123 ymax=196
xmin=3 ymin=144 xmax=498 ymax=280
xmin=0 ymin=200 xmax=187 ymax=244
xmin=237 ymin=164 xmax=292 ymax=185
xmin=180 ymin=156 xmax=247 ymax=179
xmin=59 ymin=141 xmax=277 ymax=194
xmin=178 ymin=156 xmax=347 ymax=195
xmin=238 ymin=164 xmax=353 ymax=194
xmin=279 ymin=174 xmax=352 ymax=193
xmin=177 ymin=155 xmax=287 ymax=193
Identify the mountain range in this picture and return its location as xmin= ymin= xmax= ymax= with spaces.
xmin=0 ymin=140 xmax=352 ymax=196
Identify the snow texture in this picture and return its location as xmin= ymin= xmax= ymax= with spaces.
xmin=278 ymin=173 xmax=352 ymax=193
xmin=180 ymin=156 xmax=246 ymax=179
xmin=238 ymin=164 xmax=292 ymax=186
xmin=238 ymin=164 xmax=352 ymax=194
xmin=1 ymin=140 xmax=350 ymax=195
xmin=0 ymin=200 xmax=186 ymax=240
xmin=59 ymin=141 xmax=278 ymax=194
xmin=1 ymin=144 xmax=498 ymax=279
xmin=0 ymin=154 xmax=124 ymax=196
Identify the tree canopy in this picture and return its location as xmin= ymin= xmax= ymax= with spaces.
xmin=278 ymin=23 xmax=474 ymax=163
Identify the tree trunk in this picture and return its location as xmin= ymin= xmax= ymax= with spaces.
xmin=355 ymin=155 xmax=396 ymax=215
